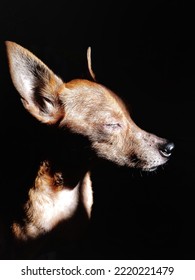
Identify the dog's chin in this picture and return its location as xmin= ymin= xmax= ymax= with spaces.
xmin=147 ymin=166 xmax=158 ymax=172
xmin=142 ymin=166 xmax=158 ymax=172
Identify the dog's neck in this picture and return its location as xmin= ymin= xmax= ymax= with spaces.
xmin=43 ymin=128 xmax=93 ymax=189
xmin=9 ymin=126 xmax=94 ymax=247
xmin=27 ymin=121 xmax=92 ymax=188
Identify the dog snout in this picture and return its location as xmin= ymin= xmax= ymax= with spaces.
xmin=159 ymin=141 xmax=175 ymax=158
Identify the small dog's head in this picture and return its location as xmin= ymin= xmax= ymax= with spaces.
xmin=6 ymin=41 xmax=174 ymax=171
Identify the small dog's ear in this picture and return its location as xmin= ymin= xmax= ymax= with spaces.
xmin=87 ymin=46 xmax=96 ymax=81
xmin=5 ymin=41 xmax=64 ymax=124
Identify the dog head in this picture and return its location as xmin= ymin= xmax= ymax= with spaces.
xmin=6 ymin=41 xmax=174 ymax=171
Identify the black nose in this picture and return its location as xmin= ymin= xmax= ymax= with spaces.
xmin=159 ymin=142 xmax=175 ymax=158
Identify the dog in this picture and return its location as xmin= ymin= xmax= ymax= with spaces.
xmin=2 ymin=41 xmax=174 ymax=259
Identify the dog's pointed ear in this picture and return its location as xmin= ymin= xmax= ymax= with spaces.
xmin=5 ymin=41 xmax=64 ymax=124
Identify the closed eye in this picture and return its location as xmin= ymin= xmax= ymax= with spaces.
xmin=104 ymin=123 xmax=122 ymax=131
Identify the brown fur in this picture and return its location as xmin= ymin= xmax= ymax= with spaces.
xmin=2 ymin=41 xmax=174 ymax=259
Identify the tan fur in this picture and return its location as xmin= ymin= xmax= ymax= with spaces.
xmin=4 ymin=41 xmax=174 ymax=257
xmin=12 ymin=161 xmax=92 ymax=241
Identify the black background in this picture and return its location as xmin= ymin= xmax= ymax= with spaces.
xmin=0 ymin=0 xmax=195 ymax=259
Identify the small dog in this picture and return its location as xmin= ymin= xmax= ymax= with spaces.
xmin=3 ymin=41 xmax=174 ymax=258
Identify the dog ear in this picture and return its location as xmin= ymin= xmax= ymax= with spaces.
xmin=5 ymin=41 xmax=64 ymax=124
